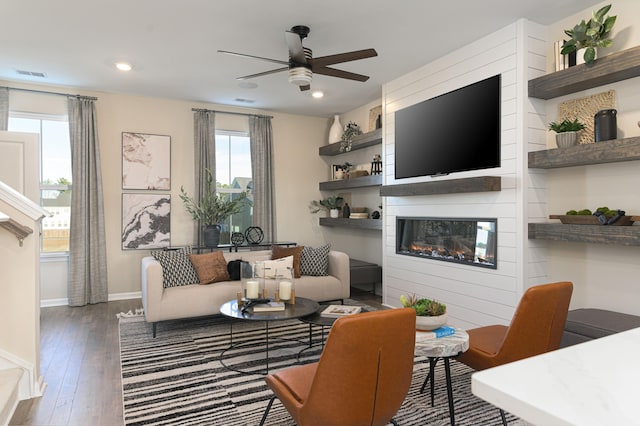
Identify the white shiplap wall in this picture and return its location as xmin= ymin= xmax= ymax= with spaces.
xmin=381 ymin=20 xmax=548 ymax=329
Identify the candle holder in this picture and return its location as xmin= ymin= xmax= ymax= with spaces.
xmin=241 ymin=262 xmax=265 ymax=300
xmin=276 ymin=267 xmax=295 ymax=304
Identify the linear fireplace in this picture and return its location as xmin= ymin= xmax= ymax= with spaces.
xmin=396 ymin=217 xmax=497 ymax=269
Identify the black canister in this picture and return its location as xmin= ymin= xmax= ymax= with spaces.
xmin=594 ymin=109 xmax=617 ymax=142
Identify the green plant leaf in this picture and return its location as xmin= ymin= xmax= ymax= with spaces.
xmin=584 ymin=47 xmax=596 ymax=63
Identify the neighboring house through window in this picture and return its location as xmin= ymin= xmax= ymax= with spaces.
xmin=8 ymin=112 xmax=72 ymax=254
xmin=215 ymin=130 xmax=253 ymax=243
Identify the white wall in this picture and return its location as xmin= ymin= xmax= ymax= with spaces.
xmin=3 ymin=81 xmax=329 ymax=301
xmin=542 ymin=0 xmax=640 ymax=316
xmin=382 ymin=20 xmax=547 ymax=329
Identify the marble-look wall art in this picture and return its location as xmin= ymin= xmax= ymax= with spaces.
xmin=122 ymin=132 xmax=171 ymax=190
xmin=122 ymin=193 xmax=171 ymax=250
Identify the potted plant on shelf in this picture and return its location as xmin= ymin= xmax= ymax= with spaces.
xmin=309 ymin=195 xmax=344 ymax=218
xmin=548 ymin=118 xmax=586 ymax=148
xmin=180 ymin=169 xmax=249 ymax=247
xmin=560 ymin=4 xmax=616 ymax=65
xmin=400 ymin=294 xmax=447 ymax=330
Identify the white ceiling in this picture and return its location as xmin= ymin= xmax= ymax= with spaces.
xmin=1 ymin=0 xmax=599 ymax=118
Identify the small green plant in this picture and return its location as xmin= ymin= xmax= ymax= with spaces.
xmin=180 ymin=169 xmax=249 ymax=226
xmin=400 ymin=294 xmax=446 ymax=316
xmin=566 ymin=206 xmax=619 ymax=217
xmin=561 ymin=4 xmax=617 ymax=64
xmin=309 ymin=195 xmax=344 ymax=213
xmin=548 ymin=118 xmax=586 ymax=133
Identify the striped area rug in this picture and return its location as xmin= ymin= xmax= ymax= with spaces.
xmin=119 ymin=311 xmax=528 ymax=426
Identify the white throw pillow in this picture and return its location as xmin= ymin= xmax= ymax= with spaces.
xmin=256 ymin=256 xmax=293 ymax=279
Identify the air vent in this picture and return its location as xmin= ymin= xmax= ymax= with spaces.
xmin=16 ymin=69 xmax=46 ymax=78
xmin=234 ymin=98 xmax=255 ymax=104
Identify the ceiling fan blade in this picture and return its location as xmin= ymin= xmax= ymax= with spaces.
xmin=218 ymin=50 xmax=289 ymax=66
xmin=299 ymin=85 xmax=311 ymax=91
xmin=236 ymin=67 xmax=288 ymax=80
xmin=285 ymin=31 xmax=307 ymax=64
xmin=312 ymin=48 xmax=377 ymax=68
xmin=314 ymin=66 xmax=370 ymax=82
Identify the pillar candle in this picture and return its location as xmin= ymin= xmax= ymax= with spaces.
xmin=246 ymin=280 xmax=259 ymax=299
xmin=279 ymin=281 xmax=292 ymax=300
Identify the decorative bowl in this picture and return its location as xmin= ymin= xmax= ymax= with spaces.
xmin=415 ymin=313 xmax=447 ymax=331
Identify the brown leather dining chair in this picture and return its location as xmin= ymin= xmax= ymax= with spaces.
xmin=457 ymin=281 xmax=573 ymax=424
xmin=259 ymin=308 xmax=416 ymax=426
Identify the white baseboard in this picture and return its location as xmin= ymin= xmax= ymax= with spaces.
xmin=40 ymin=291 xmax=141 ymax=307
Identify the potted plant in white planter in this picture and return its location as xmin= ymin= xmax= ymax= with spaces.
xmin=560 ymin=4 xmax=616 ymax=65
xmin=548 ymin=118 xmax=586 ymax=148
xmin=400 ymin=294 xmax=447 ymax=330
xmin=309 ymin=195 xmax=344 ymax=218
xmin=180 ymin=169 xmax=249 ymax=247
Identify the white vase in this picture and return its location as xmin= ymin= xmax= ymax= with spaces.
xmin=556 ymin=132 xmax=578 ymax=148
xmin=576 ymin=47 xmax=597 ymax=65
xmin=329 ymin=209 xmax=340 ymax=218
xmin=328 ymin=115 xmax=342 ymax=144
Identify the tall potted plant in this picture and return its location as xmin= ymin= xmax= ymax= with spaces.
xmin=180 ymin=169 xmax=249 ymax=247
xmin=560 ymin=4 xmax=616 ymax=64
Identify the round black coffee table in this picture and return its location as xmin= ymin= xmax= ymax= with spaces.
xmin=219 ymin=297 xmax=320 ymax=374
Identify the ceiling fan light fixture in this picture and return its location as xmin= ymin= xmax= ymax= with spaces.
xmin=288 ymin=66 xmax=312 ymax=86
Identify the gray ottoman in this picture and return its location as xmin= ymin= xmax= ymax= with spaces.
xmin=561 ymin=308 xmax=640 ymax=347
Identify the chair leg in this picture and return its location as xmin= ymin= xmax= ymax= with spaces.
xmin=258 ymin=396 xmax=276 ymax=426
xmin=152 ymin=322 xmax=156 ymax=338
xmin=389 ymin=419 xmax=399 ymax=426
xmin=499 ymin=408 xmax=508 ymax=425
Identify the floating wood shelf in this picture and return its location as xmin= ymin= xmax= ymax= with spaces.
xmin=319 ymin=217 xmax=382 ymax=230
xmin=380 ymin=176 xmax=501 ymax=197
xmin=528 ymin=45 xmax=640 ymax=99
xmin=528 ymin=137 xmax=640 ymax=169
xmin=528 ymin=223 xmax=640 ymax=246
xmin=319 ymin=174 xmax=382 ymax=190
xmin=318 ymin=128 xmax=382 ymax=156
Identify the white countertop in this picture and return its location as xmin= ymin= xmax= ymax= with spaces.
xmin=472 ymin=327 xmax=640 ymax=426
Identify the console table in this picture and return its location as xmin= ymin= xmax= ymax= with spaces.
xmin=180 ymin=241 xmax=297 ymax=253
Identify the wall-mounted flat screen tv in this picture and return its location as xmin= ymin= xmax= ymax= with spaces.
xmin=394 ymin=74 xmax=501 ymax=179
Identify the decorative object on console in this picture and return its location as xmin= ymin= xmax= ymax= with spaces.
xmin=230 ymin=232 xmax=245 ymax=246
xmin=548 ymin=118 xmax=585 ymax=148
xmin=558 ymin=90 xmax=615 ymax=145
xmin=594 ymin=109 xmax=617 ymax=142
xmin=560 ymin=4 xmax=616 ymax=65
xmin=179 ymin=169 xmax=249 ymax=247
xmin=400 ymin=293 xmax=448 ymax=331
xmin=340 ymin=121 xmax=362 ymax=152
xmin=329 ymin=115 xmax=342 ymax=144
xmin=244 ymin=226 xmax=264 ymax=244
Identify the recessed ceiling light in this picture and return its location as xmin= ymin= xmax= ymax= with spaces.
xmin=115 ymin=62 xmax=133 ymax=71
xmin=312 ymin=91 xmax=324 ymax=99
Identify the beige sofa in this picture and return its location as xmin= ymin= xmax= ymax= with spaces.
xmin=141 ymin=249 xmax=350 ymax=336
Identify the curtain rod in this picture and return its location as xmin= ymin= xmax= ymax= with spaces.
xmin=5 ymin=86 xmax=98 ymax=101
xmin=191 ymin=108 xmax=273 ymax=119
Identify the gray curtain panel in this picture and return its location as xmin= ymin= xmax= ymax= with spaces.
xmin=0 ymin=87 xmax=9 ymax=130
xmin=249 ymin=116 xmax=276 ymax=242
xmin=67 ymin=96 xmax=108 ymax=306
xmin=193 ymin=110 xmax=216 ymax=246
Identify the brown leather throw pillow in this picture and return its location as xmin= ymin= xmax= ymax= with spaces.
xmin=188 ymin=251 xmax=230 ymax=284
xmin=271 ymin=245 xmax=304 ymax=278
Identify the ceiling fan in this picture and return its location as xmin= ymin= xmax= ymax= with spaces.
xmin=218 ymin=25 xmax=377 ymax=91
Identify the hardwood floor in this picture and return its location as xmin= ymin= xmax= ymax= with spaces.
xmin=10 ymin=289 xmax=382 ymax=426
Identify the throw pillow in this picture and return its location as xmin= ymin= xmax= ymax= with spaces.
xmin=272 ymin=245 xmax=304 ymax=278
xmin=256 ymin=256 xmax=294 ymax=279
xmin=227 ymin=259 xmax=252 ymax=281
xmin=188 ymin=251 xmax=230 ymax=285
xmin=300 ymin=244 xmax=331 ymax=276
xmin=151 ymin=247 xmax=200 ymax=288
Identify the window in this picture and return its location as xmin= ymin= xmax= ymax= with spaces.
xmin=8 ymin=113 xmax=72 ymax=253
xmin=215 ymin=131 xmax=253 ymax=244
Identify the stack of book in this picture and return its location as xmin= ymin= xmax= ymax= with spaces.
xmin=320 ymin=305 xmax=362 ymax=318
xmin=252 ymin=301 xmax=285 ymax=312
xmin=415 ymin=325 xmax=456 ymax=342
